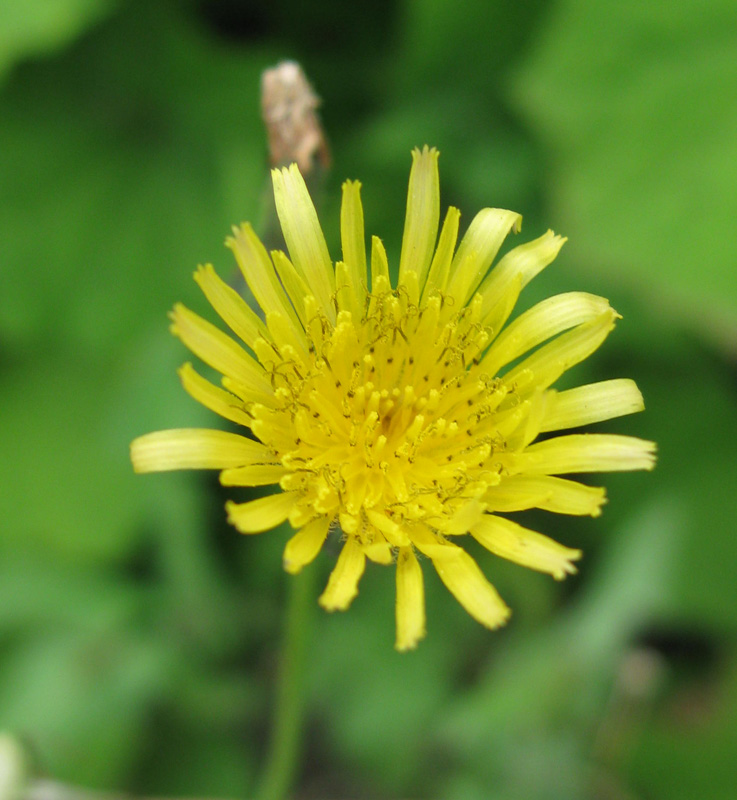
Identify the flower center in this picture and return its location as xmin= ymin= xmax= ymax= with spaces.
xmin=250 ymin=281 xmax=512 ymax=536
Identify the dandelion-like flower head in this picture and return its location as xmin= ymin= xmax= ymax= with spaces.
xmin=131 ymin=147 xmax=655 ymax=650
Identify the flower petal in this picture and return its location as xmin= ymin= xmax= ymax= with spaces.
xmin=169 ymin=304 xmax=272 ymax=398
xmin=482 ymin=292 xmax=611 ymax=376
xmin=335 ymin=261 xmax=361 ymax=319
xmin=263 ymin=309 xmax=308 ymax=359
xmin=399 ymin=146 xmax=439 ymax=292
xmin=395 ymin=547 xmax=426 ymax=651
xmin=422 ymin=206 xmax=460 ymax=302
xmin=431 ymin=547 xmax=510 ymax=629
xmin=177 ymin=363 xmax=254 ymax=427
xmin=502 ymin=309 xmax=619 ymax=396
xmin=219 ymin=463 xmax=287 ymax=487
xmin=283 ymin=515 xmax=331 ymax=574
xmin=514 ymin=434 xmax=657 ymax=474
xmin=319 ymin=536 xmax=366 ymax=611
xmin=226 ymin=491 xmax=296 ymax=533
xmin=363 ymin=531 xmax=394 ymax=565
xmin=270 ymin=249 xmax=311 ymax=326
xmin=272 ymin=164 xmax=335 ymax=320
xmin=131 ymin=428 xmax=275 ymax=473
xmin=366 ymin=509 xmax=412 ymax=548
xmin=193 ymin=264 xmax=267 ymax=349
xmin=479 ymin=229 xmax=566 ymax=315
xmin=480 ymin=273 xmax=523 ymax=341
xmin=371 ymin=235 xmax=390 ymax=290
xmin=227 ymin=223 xmax=303 ymax=333
xmin=540 ymin=379 xmax=645 ymax=432
xmin=484 ymin=475 xmax=606 ymax=516
xmin=433 ymin=498 xmax=487 ymax=534
xmin=446 ymin=208 xmax=521 ymax=307
xmin=409 ymin=523 xmax=454 ymax=559
xmin=340 ymin=179 xmax=367 ymax=318
xmin=471 ymin=515 xmax=581 ymax=580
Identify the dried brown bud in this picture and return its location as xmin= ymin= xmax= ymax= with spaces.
xmin=261 ymin=61 xmax=330 ymax=174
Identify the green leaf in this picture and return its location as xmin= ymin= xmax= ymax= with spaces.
xmin=434 ymin=498 xmax=686 ymax=798
xmin=626 ymin=653 xmax=737 ymax=800
xmin=0 ymin=628 xmax=174 ymax=787
xmin=0 ymin=0 xmax=116 ymax=84
xmin=0 ymin=2 xmax=268 ymax=356
xmin=511 ymin=0 xmax=737 ymax=344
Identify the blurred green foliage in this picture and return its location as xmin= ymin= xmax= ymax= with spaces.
xmin=1 ymin=0 xmax=736 ymax=798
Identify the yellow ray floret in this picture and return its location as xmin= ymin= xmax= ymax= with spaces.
xmin=131 ymin=146 xmax=656 ymax=651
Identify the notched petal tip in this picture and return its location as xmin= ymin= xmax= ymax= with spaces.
xmin=590 ymin=492 xmax=608 ymax=518
xmin=552 ymin=548 xmax=583 ymax=581
xmin=547 ymin=229 xmax=567 ymax=246
xmin=270 ymin=163 xmax=293 ymax=184
xmin=640 ymin=440 xmax=658 ymax=469
xmin=412 ymin=144 xmax=440 ymax=159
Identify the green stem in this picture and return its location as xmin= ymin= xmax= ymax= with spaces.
xmin=254 ymin=564 xmax=318 ymax=800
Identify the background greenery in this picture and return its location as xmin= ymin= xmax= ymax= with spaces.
xmin=2 ymin=0 xmax=736 ymax=798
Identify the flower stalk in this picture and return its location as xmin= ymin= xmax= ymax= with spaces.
xmin=254 ymin=560 xmax=318 ymax=800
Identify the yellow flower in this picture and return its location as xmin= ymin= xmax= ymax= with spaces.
xmin=131 ymin=147 xmax=655 ymax=651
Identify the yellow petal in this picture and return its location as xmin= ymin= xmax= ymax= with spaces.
xmin=318 ymin=536 xmax=366 ymax=611
xmin=502 ymin=309 xmax=619 ymax=396
xmin=270 ymin=250 xmax=311 ymax=326
xmin=366 ymin=509 xmax=411 ymax=548
xmin=226 ymin=491 xmax=296 ymax=533
xmin=422 ymin=206 xmax=460 ymax=301
xmin=503 ymin=388 xmax=551 ymax=451
xmin=401 ymin=268 xmax=420 ymax=308
xmin=484 ymin=475 xmax=606 ymax=516
xmin=193 ymin=264 xmax=267 ymax=349
xmin=431 ymin=547 xmax=510 ymax=629
xmin=446 ymin=208 xmax=521 ymax=307
xmin=131 ymin=428 xmax=274 ymax=473
xmin=352 ymin=520 xmax=393 ymax=564
xmin=433 ymin=498 xmax=487 ymax=534
xmin=480 ymin=273 xmax=523 ymax=341
xmin=471 ymin=515 xmax=582 ymax=580
xmin=540 ymin=379 xmax=645 ymax=432
xmin=479 ymin=229 xmax=566 ymax=315
xmin=227 ymin=223 xmax=303 ymax=333
xmin=340 ymin=179 xmax=367 ymax=318
xmin=482 ymin=292 xmax=611 ymax=376
xmin=263 ymin=309 xmax=308 ymax=359
xmin=177 ymin=363 xmax=254 ymax=427
xmin=169 ymin=304 xmax=272 ymax=398
xmin=219 ymin=463 xmax=287 ymax=487
xmin=271 ymin=163 xmax=335 ymax=320
xmin=364 ymin=535 xmax=394 ymax=565
xmin=370 ymin=235 xmax=390 ymax=291
xmin=399 ymin=146 xmax=439 ymax=292
xmin=409 ymin=523 xmax=453 ymax=559
xmin=283 ymin=516 xmax=331 ymax=574
xmin=395 ymin=547 xmax=426 ymax=651
xmin=516 ymin=434 xmax=657 ymax=474
xmin=335 ymin=260 xmax=361 ymax=319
